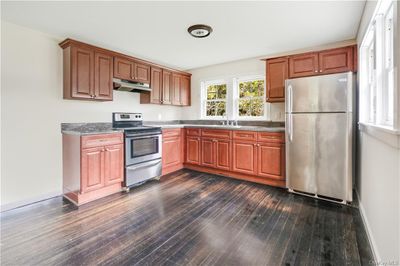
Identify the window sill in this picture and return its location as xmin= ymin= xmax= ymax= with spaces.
xmin=358 ymin=122 xmax=400 ymax=148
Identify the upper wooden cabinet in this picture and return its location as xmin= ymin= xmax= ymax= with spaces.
xmin=318 ymin=46 xmax=353 ymax=74
xmin=162 ymin=70 xmax=173 ymax=105
xmin=60 ymin=40 xmax=113 ymax=101
xmin=266 ymin=57 xmax=288 ymax=102
xmin=60 ymin=38 xmax=191 ymax=103
xmin=289 ymin=52 xmax=319 ymax=78
xmin=265 ymin=45 xmax=357 ymax=102
xmin=114 ymin=56 xmax=151 ymax=83
xmin=140 ymin=71 xmax=191 ymax=106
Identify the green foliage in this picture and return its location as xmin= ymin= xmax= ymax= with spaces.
xmin=238 ymin=80 xmax=264 ymax=116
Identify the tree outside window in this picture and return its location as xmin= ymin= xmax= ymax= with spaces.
xmin=205 ymin=83 xmax=227 ymax=117
xmin=238 ymin=79 xmax=265 ymax=117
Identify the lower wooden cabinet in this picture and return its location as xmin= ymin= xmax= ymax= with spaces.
xmin=162 ymin=129 xmax=184 ymax=175
xmin=186 ymin=136 xmax=201 ymax=165
xmin=232 ymin=141 xmax=257 ymax=175
xmin=257 ymin=142 xmax=285 ymax=180
xmin=184 ymin=129 xmax=285 ymax=187
xmin=63 ymin=133 xmax=124 ymax=205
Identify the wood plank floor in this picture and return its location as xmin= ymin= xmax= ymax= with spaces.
xmin=1 ymin=169 xmax=373 ymax=266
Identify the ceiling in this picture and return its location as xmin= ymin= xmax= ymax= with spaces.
xmin=1 ymin=1 xmax=366 ymax=70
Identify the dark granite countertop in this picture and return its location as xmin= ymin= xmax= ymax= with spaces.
xmin=61 ymin=123 xmax=123 ymax=136
xmin=61 ymin=120 xmax=285 ymax=135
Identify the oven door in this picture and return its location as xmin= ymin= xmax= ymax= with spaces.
xmin=125 ymin=133 xmax=162 ymax=165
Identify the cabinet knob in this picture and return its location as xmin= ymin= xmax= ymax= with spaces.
xmin=314 ymin=70 xmax=318 ymax=73
xmin=319 ymin=70 xmax=322 ymax=73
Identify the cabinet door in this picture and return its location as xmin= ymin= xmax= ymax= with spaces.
xmin=134 ymin=62 xmax=151 ymax=83
xmin=318 ymin=46 xmax=353 ymax=74
xmin=216 ymin=140 xmax=231 ymax=171
xmin=71 ymin=46 xmax=94 ymax=99
xmin=266 ymin=57 xmax=287 ymax=102
xmin=172 ymin=74 xmax=181 ymax=105
xmin=201 ymin=138 xmax=216 ymax=168
xmin=289 ymin=53 xmax=319 ymax=78
xmin=104 ymin=144 xmax=124 ymax=186
xmin=94 ymin=52 xmax=113 ymax=100
xmin=232 ymin=141 xmax=256 ymax=175
xmin=162 ymin=70 xmax=173 ymax=105
xmin=163 ymin=136 xmax=182 ymax=168
xmin=114 ymin=56 xmax=134 ymax=81
xmin=81 ymin=147 xmax=104 ymax=193
xmin=186 ymin=136 xmax=201 ymax=165
xmin=150 ymin=67 xmax=162 ymax=104
xmin=180 ymin=75 xmax=190 ymax=106
xmin=257 ymin=143 xmax=285 ymax=180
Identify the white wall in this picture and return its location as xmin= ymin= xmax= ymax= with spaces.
xmin=356 ymin=0 xmax=400 ymax=263
xmin=1 ymin=21 xmax=184 ymax=210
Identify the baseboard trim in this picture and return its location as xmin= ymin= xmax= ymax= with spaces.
xmin=1 ymin=190 xmax=62 ymax=212
xmin=356 ymin=190 xmax=381 ymax=263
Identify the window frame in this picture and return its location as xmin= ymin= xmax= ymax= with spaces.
xmin=233 ymin=75 xmax=267 ymax=120
xmin=359 ymin=0 xmax=397 ymax=130
xmin=201 ymin=79 xmax=228 ymax=120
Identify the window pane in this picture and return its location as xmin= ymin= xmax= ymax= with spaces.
xmin=216 ymin=101 xmax=226 ymax=116
xmin=252 ymin=98 xmax=264 ymax=116
xmin=206 ymin=101 xmax=216 ymax=116
xmin=239 ymin=80 xmax=264 ymax=98
xmin=239 ymin=99 xmax=251 ymax=116
xmin=207 ymin=84 xmax=226 ymax=100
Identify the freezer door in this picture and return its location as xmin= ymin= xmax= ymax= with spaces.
xmin=286 ymin=72 xmax=352 ymax=113
xmin=286 ymin=113 xmax=351 ymax=201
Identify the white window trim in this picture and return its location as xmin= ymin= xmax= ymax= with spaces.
xmin=200 ymin=79 xmax=228 ymax=120
xmin=233 ymin=75 xmax=268 ymax=121
xmin=359 ymin=0 xmax=398 ymax=133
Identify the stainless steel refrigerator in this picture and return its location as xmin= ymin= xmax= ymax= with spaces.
xmin=285 ymin=72 xmax=354 ymax=203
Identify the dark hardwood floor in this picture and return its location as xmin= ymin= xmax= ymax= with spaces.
xmin=1 ymin=169 xmax=373 ymax=266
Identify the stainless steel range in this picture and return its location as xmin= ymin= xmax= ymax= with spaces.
xmin=112 ymin=112 xmax=162 ymax=190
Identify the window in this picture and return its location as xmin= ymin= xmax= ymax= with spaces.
xmin=202 ymin=81 xmax=227 ymax=118
xmin=236 ymin=77 xmax=266 ymax=119
xmin=360 ymin=0 xmax=396 ymax=128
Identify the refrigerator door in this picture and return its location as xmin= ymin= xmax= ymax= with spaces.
xmin=286 ymin=72 xmax=352 ymax=113
xmin=286 ymin=112 xmax=350 ymax=200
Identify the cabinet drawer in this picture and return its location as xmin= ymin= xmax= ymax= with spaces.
xmin=186 ymin=128 xmax=201 ymax=136
xmin=81 ymin=133 xmax=123 ymax=148
xmin=202 ymin=129 xmax=231 ymax=139
xmin=162 ymin=128 xmax=181 ymax=139
xmin=257 ymin=132 xmax=284 ymax=143
xmin=233 ymin=131 xmax=257 ymax=141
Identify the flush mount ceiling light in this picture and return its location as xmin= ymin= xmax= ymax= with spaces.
xmin=187 ymin=24 xmax=213 ymax=38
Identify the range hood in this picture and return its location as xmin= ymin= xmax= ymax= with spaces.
xmin=113 ymin=78 xmax=151 ymax=93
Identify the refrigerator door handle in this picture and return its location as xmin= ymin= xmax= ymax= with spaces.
xmin=288 ymin=84 xmax=293 ymax=113
xmin=289 ymin=113 xmax=293 ymax=142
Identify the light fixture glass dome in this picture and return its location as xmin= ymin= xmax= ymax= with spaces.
xmin=188 ymin=24 xmax=213 ymax=38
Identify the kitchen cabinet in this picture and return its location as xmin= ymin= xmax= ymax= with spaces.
xmin=184 ymin=128 xmax=285 ymax=187
xmin=180 ymin=75 xmax=191 ymax=106
xmin=289 ymin=52 xmax=319 ymax=78
xmin=162 ymin=129 xmax=184 ymax=175
xmin=318 ymin=46 xmax=353 ymax=74
xmin=266 ymin=45 xmax=357 ymax=100
xmin=162 ymin=70 xmax=173 ymax=105
xmin=60 ymin=40 xmax=113 ymax=101
xmin=62 ymin=133 xmax=124 ymax=205
xmin=114 ymin=56 xmax=151 ymax=84
xmin=257 ymin=142 xmax=285 ymax=180
xmin=232 ymin=141 xmax=257 ymax=175
xmin=266 ymin=57 xmax=288 ymax=102
xmin=186 ymin=136 xmax=201 ymax=165
xmin=141 ymin=71 xmax=190 ymax=106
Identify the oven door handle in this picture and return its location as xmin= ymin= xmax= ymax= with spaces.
xmin=125 ymin=133 xmax=162 ymax=139
xmin=126 ymin=159 xmax=162 ymax=170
